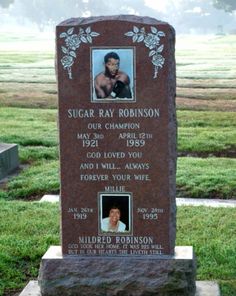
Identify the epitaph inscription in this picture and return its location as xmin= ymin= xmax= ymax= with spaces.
xmin=57 ymin=15 xmax=176 ymax=256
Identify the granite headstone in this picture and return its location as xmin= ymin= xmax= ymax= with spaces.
xmin=38 ymin=15 xmax=196 ymax=296
xmin=57 ymin=15 xmax=176 ymax=256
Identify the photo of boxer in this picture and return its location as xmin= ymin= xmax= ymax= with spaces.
xmin=91 ymin=48 xmax=135 ymax=102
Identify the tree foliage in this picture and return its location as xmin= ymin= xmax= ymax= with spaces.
xmin=4 ymin=0 xmax=236 ymax=33
xmin=10 ymin=0 xmax=156 ymax=31
xmin=11 ymin=0 xmax=86 ymax=31
xmin=213 ymin=0 xmax=236 ymax=12
xmin=0 ymin=0 xmax=14 ymax=8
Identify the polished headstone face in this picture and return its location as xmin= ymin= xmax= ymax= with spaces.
xmin=56 ymin=15 xmax=176 ymax=256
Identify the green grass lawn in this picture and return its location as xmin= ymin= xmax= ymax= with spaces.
xmin=176 ymin=35 xmax=236 ymax=111
xmin=0 ymin=108 xmax=58 ymax=147
xmin=0 ymin=200 xmax=59 ymax=296
xmin=176 ymin=206 xmax=236 ymax=296
xmin=0 ymin=107 xmax=235 ymax=200
xmin=1 ymin=34 xmax=236 ymax=111
xmin=177 ymin=157 xmax=236 ymax=199
xmin=0 ymin=32 xmax=235 ymax=296
xmin=178 ymin=110 xmax=236 ymax=154
xmin=1 ymin=155 xmax=235 ymax=200
xmin=0 ymin=201 xmax=235 ymax=296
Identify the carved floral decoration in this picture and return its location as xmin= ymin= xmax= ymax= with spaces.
xmin=125 ymin=26 xmax=165 ymax=78
xmin=59 ymin=27 xmax=100 ymax=79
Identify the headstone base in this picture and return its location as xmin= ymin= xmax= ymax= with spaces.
xmin=19 ymin=280 xmax=221 ymax=296
xmin=38 ymin=246 xmax=196 ymax=296
xmin=0 ymin=143 xmax=19 ymax=180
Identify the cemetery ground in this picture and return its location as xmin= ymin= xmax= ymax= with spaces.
xmin=0 ymin=32 xmax=235 ymax=295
